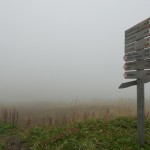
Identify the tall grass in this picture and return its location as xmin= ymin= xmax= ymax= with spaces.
xmin=0 ymin=99 xmax=149 ymax=128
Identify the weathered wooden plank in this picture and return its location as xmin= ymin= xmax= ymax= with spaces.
xmin=124 ymin=70 xmax=150 ymax=79
xmin=125 ymin=18 xmax=150 ymax=37
xmin=124 ymin=59 xmax=150 ymax=70
xmin=125 ymin=37 xmax=150 ymax=53
xmin=119 ymin=80 xmax=137 ymax=89
xmin=119 ymin=78 xmax=150 ymax=89
xmin=124 ymin=48 xmax=150 ymax=62
xmin=124 ymin=71 xmax=137 ymax=79
xmin=143 ymin=78 xmax=150 ymax=84
xmin=125 ymin=27 xmax=150 ymax=45
xmin=124 ymin=61 xmax=137 ymax=70
xmin=138 ymin=70 xmax=150 ymax=79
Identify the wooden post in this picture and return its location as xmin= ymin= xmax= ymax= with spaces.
xmin=121 ymin=17 xmax=150 ymax=145
xmin=137 ymin=78 xmax=145 ymax=145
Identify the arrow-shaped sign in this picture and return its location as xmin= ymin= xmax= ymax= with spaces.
xmin=124 ymin=70 xmax=150 ymax=79
xmin=124 ymin=59 xmax=150 ymax=70
xmin=125 ymin=37 xmax=150 ymax=53
xmin=119 ymin=78 xmax=150 ymax=89
xmin=124 ymin=48 xmax=150 ymax=62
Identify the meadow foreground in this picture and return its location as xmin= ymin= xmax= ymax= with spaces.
xmin=0 ymin=117 xmax=150 ymax=150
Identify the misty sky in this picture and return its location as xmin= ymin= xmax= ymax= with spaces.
xmin=0 ymin=0 xmax=150 ymax=102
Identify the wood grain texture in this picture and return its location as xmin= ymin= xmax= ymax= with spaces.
xmin=125 ymin=18 xmax=150 ymax=37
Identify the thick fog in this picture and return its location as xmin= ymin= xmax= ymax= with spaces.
xmin=0 ymin=0 xmax=150 ymax=103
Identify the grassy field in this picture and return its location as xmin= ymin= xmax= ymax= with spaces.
xmin=0 ymin=99 xmax=150 ymax=149
xmin=0 ymin=117 xmax=150 ymax=149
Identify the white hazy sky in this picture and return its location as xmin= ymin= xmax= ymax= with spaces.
xmin=0 ymin=0 xmax=150 ymax=102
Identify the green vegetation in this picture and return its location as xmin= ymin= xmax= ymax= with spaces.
xmin=0 ymin=117 xmax=150 ymax=149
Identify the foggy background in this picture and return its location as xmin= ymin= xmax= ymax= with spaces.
xmin=0 ymin=0 xmax=150 ymax=103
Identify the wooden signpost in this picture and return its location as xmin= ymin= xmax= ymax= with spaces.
xmin=119 ymin=17 xmax=150 ymax=146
